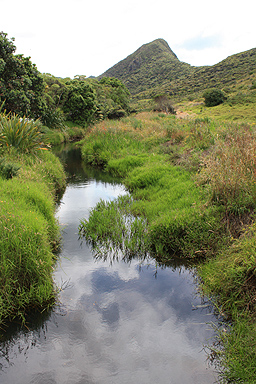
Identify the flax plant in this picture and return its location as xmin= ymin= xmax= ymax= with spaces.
xmin=0 ymin=113 xmax=45 ymax=154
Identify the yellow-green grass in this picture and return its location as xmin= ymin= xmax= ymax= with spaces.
xmin=179 ymin=99 xmax=256 ymax=123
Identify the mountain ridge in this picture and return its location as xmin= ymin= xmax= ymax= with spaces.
xmin=99 ymin=39 xmax=256 ymax=102
xmin=99 ymin=38 xmax=192 ymax=97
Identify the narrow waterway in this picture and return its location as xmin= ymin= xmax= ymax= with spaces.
xmin=0 ymin=146 xmax=218 ymax=384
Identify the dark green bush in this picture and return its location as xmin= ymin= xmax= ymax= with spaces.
xmin=203 ymin=89 xmax=227 ymax=107
xmin=41 ymin=107 xmax=65 ymax=129
xmin=0 ymin=158 xmax=20 ymax=179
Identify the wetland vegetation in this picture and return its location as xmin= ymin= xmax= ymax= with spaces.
xmin=1 ymin=30 xmax=256 ymax=382
xmin=78 ymin=112 xmax=256 ymax=383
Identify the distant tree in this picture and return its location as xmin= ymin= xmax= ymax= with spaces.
xmin=40 ymin=74 xmax=69 ymax=128
xmin=0 ymin=31 xmax=46 ymax=117
xmin=43 ymin=74 xmax=67 ymax=107
xmin=74 ymin=75 xmax=87 ymax=81
xmin=98 ymin=77 xmax=130 ymax=119
xmin=63 ymin=80 xmax=97 ymax=125
xmin=203 ymin=89 xmax=227 ymax=107
xmin=153 ymin=94 xmax=175 ymax=114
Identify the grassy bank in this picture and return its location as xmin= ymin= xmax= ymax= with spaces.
xmin=42 ymin=121 xmax=86 ymax=146
xmin=79 ymin=113 xmax=231 ymax=258
xmin=0 ymin=114 xmax=66 ymax=327
xmin=199 ymin=224 xmax=256 ymax=383
xmin=79 ymin=111 xmax=256 ymax=382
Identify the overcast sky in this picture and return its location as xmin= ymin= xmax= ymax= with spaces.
xmin=1 ymin=0 xmax=255 ymax=79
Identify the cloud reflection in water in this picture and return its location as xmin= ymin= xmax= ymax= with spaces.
xmin=0 ymin=151 xmax=218 ymax=384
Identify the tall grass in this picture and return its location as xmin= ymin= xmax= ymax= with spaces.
xmin=81 ymin=125 xmax=147 ymax=168
xmin=80 ymin=113 xmax=256 ymax=254
xmin=198 ymin=124 xmax=256 ymax=216
xmin=0 ymin=183 xmax=56 ymax=322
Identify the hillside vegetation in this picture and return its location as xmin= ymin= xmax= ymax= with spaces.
xmin=99 ymin=38 xmax=256 ymax=111
xmin=99 ymin=39 xmax=192 ymax=98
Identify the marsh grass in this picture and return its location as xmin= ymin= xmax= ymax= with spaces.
xmin=42 ymin=123 xmax=85 ymax=146
xmin=79 ymin=111 xmax=256 ymax=380
xmin=0 ymin=146 xmax=66 ymax=326
xmin=79 ymin=195 xmax=148 ymax=261
xmin=80 ymin=113 xmax=227 ymax=258
xmin=81 ymin=125 xmax=148 ymax=167
xmin=81 ymin=113 xmax=256 ymax=255
xmin=0 ymin=192 xmax=55 ymax=322
xmin=124 ymin=161 xmax=224 ymax=257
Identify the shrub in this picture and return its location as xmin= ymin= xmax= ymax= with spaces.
xmin=63 ymin=80 xmax=97 ymax=126
xmin=153 ymin=94 xmax=176 ymax=114
xmin=41 ymin=107 xmax=65 ymax=129
xmin=0 ymin=158 xmax=20 ymax=179
xmin=203 ymin=89 xmax=227 ymax=107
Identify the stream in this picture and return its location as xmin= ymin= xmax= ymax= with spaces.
xmin=0 ymin=146 xmax=218 ymax=384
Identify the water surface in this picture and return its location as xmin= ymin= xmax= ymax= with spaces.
xmin=0 ymin=147 xmax=218 ymax=384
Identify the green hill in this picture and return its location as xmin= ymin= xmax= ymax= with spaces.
xmin=172 ymin=47 xmax=256 ymax=98
xmin=99 ymin=39 xmax=256 ymax=105
xmin=99 ymin=38 xmax=193 ymax=98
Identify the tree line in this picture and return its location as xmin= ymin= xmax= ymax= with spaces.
xmin=0 ymin=32 xmax=131 ymax=127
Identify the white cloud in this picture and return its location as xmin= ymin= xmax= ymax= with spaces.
xmin=1 ymin=0 xmax=255 ymax=77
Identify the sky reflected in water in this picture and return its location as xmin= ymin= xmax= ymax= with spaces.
xmin=0 ymin=149 xmax=218 ymax=384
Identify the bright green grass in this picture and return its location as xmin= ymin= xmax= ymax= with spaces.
xmin=81 ymin=128 xmax=147 ymax=167
xmin=80 ymin=120 xmax=225 ymax=258
xmin=123 ymin=160 xmax=223 ymax=257
xmin=79 ymin=195 xmax=148 ymax=261
xmin=0 ymin=148 xmax=66 ymax=326
xmin=0 ymin=191 xmax=54 ymax=322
